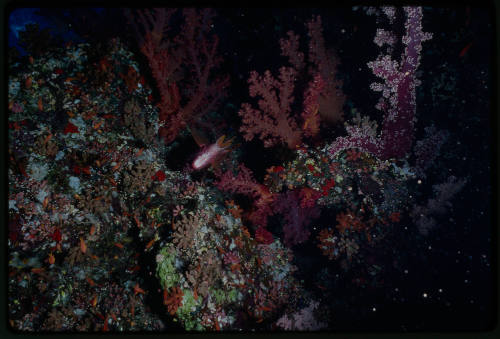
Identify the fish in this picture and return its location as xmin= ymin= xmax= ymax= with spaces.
xmin=459 ymin=42 xmax=473 ymax=58
xmin=25 ymin=77 xmax=32 ymax=88
xmin=134 ymin=283 xmax=146 ymax=295
xmin=192 ymin=135 xmax=235 ymax=170
xmin=103 ymin=315 xmax=109 ymax=331
xmin=91 ymin=295 xmax=98 ymax=307
xmin=145 ymin=238 xmax=156 ymax=250
xmin=86 ymin=277 xmax=96 ymax=286
xmin=80 ymin=237 xmax=87 ymax=253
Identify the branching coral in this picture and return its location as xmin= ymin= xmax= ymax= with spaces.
xmin=122 ymin=160 xmax=156 ymax=195
xmin=34 ymin=132 xmax=58 ymax=158
xmin=126 ymin=8 xmax=229 ymax=144
xmin=164 ymin=286 xmax=184 ymax=315
xmin=172 ymin=212 xmax=204 ymax=252
xmin=77 ymin=182 xmax=113 ymax=217
xmin=239 ymin=15 xmax=345 ymax=149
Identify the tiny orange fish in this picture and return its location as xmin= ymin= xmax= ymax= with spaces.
xmin=90 ymin=225 xmax=96 ymax=235
xmin=25 ymin=77 xmax=32 ymax=88
xmin=145 ymin=238 xmax=155 ymax=250
xmin=43 ymin=196 xmax=49 ymax=209
xmin=114 ymin=242 xmax=124 ymax=249
xmin=93 ymin=121 xmax=103 ymax=130
xmin=86 ymin=277 xmax=95 ymax=286
xmin=459 ymin=42 xmax=473 ymax=57
xmin=31 ymin=267 xmax=45 ymax=274
xmin=44 ymin=133 xmax=52 ymax=144
xmin=66 ymin=111 xmax=75 ymax=118
xmin=134 ymin=215 xmax=142 ymax=228
xmin=48 ymin=253 xmax=55 ymax=265
xmin=103 ymin=315 xmax=109 ymax=332
xmin=134 ymin=283 xmax=146 ymax=295
xmin=91 ymin=295 xmax=98 ymax=307
xmin=317 ymin=284 xmax=327 ymax=291
xmin=80 ymin=237 xmax=87 ymax=253
xmin=37 ymin=97 xmax=43 ymax=111
xmin=112 ymin=162 xmax=120 ymax=171
xmin=128 ymin=265 xmax=140 ymax=272
xmin=108 ymin=177 xmax=117 ymax=186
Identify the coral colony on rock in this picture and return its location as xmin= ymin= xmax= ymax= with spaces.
xmin=7 ymin=5 xmax=493 ymax=332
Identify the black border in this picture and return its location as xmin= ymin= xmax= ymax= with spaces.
xmin=1 ymin=0 xmax=498 ymax=338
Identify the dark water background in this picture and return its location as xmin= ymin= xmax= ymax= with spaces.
xmin=7 ymin=6 xmax=494 ymax=331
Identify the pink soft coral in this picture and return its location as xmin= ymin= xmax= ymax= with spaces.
xmin=216 ymin=164 xmax=274 ymax=227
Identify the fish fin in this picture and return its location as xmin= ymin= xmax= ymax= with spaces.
xmin=218 ymin=135 xmax=234 ymax=149
xmin=216 ymin=135 xmax=226 ymax=147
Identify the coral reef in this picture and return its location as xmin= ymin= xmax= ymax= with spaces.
xmin=8 ymin=6 xmax=488 ymax=332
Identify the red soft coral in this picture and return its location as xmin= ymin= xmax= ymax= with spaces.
xmin=127 ymin=8 xmax=229 ymax=145
xmin=255 ymin=226 xmax=274 ymax=245
xmin=216 ymin=164 xmax=275 ymax=227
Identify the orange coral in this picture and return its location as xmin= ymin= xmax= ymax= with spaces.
xmin=163 ymin=286 xmax=184 ymax=315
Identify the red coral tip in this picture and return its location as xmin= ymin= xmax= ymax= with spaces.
xmin=63 ymin=122 xmax=79 ymax=134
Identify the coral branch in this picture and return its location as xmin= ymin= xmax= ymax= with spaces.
xmin=239 ymin=67 xmax=301 ymax=149
xmin=126 ymin=8 xmax=229 ymax=144
xmin=216 ymin=164 xmax=275 ymax=227
xmin=307 ymin=16 xmax=345 ymax=124
xmin=240 ymin=15 xmax=345 ymax=149
xmin=329 ymin=7 xmax=432 ymax=160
